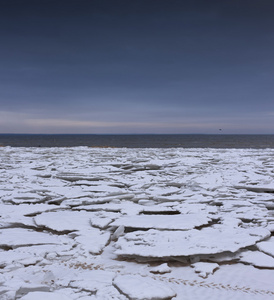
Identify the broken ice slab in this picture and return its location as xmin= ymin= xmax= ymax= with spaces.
xmin=2 ymin=243 xmax=74 ymax=263
xmin=2 ymin=191 xmax=47 ymax=204
xmin=74 ymin=202 xmax=147 ymax=215
xmin=149 ymin=263 xmax=171 ymax=274
xmin=111 ymin=214 xmax=212 ymax=231
xmin=224 ymin=205 xmax=269 ymax=221
xmin=266 ymin=222 xmax=274 ymax=233
xmin=0 ymin=250 xmax=41 ymax=268
xmin=63 ymin=193 xmax=136 ymax=207
xmin=176 ymin=203 xmax=218 ymax=214
xmin=68 ymin=269 xmax=115 ymax=293
xmin=90 ymin=212 xmax=119 ymax=229
xmin=139 ymin=202 xmax=181 ymax=213
xmin=74 ymin=228 xmax=111 ymax=255
xmin=114 ymin=226 xmax=270 ymax=258
xmin=0 ymin=203 xmax=60 ymax=228
xmin=0 ymin=228 xmax=67 ymax=249
xmin=202 ymin=251 xmax=241 ymax=263
xmin=73 ymin=181 xmax=122 ymax=193
xmin=234 ymin=185 xmax=274 ymax=193
xmin=48 ymin=185 xmax=94 ymax=200
xmin=34 ymin=211 xmax=95 ymax=232
xmin=257 ymin=237 xmax=274 ymax=257
xmin=72 ymin=203 xmax=122 ymax=212
xmin=94 ymin=285 xmax=129 ymax=300
xmin=20 ymin=291 xmax=73 ymax=300
xmin=239 ymin=250 xmax=274 ymax=268
xmin=61 ymin=196 xmax=114 ymax=207
xmin=55 ymin=172 xmax=107 ymax=182
xmin=113 ymin=274 xmax=176 ymax=300
xmin=191 ymin=262 xmax=219 ymax=278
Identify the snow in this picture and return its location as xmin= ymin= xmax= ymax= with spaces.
xmin=20 ymin=291 xmax=73 ymax=300
xmin=73 ymin=228 xmax=111 ymax=254
xmin=0 ymin=228 xmax=67 ymax=248
xmin=113 ymin=274 xmax=176 ymax=300
xmin=191 ymin=262 xmax=219 ymax=278
xmin=114 ymin=227 xmax=270 ymax=258
xmin=111 ymin=214 xmax=211 ymax=230
xmin=239 ymin=250 xmax=274 ymax=268
xmin=257 ymin=237 xmax=274 ymax=257
xmin=1 ymin=147 xmax=274 ymax=299
xmin=150 ymin=263 xmax=171 ymax=274
xmin=34 ymin=210 xmax=98 ymax=232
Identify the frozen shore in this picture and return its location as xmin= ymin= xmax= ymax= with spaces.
xmin=0 ymin=147 xmax=274 ymax=299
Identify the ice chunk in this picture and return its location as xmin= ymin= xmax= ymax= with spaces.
xmin=90 ymin=211 xmax=119 ymax=229
xmin=266 ymin=222 xmax=274 ymax=232
xmin=240 ymin=250 xmax=274 ymax=268
xmin=257 ymin=237 xmax=274 ymax=257
xmin=0 ymin=228 xmax=64 ymax=248
xmin=69 ymin=270 xmax=115 ymax=292
xmin=150 ymin=263 xmax=171 ymax=274
xmin=34 ymin=211 xmax=94 ymax=232
xmin=3 ymin=191 xmax=46 ymax=204
xmin=113 ymin=274 xmax=176 ymax=300
xmin=0 ymin=203 xmax=59 ymax=227
xmin=111 ymin=214 xmax=211 ymax=231
xmin=115 ymin=227 xmax=270 ymax=258
xmin=20 ymin=291 xmax=72 ymax=300
xmin=112 ymin=225 xmax=125 ymax=241
xmin=234 ymin=185 xmax=274 ymax=193
xmin=74 ymin=228 xmax=110 ymax=254
xmin=56 ymin=172 xmax=105 ymax=182
xmin=0 ymin=250 xmax=36 ymax=268
xmin=191 ymin=262 xmax=219 ymax=278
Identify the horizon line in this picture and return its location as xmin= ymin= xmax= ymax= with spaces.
xmin=0 ymin=133 xmax=274 ymax=136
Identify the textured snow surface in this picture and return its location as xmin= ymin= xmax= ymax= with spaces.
xmin=257 ymin=237 xmax=274 ymax=257
xmin=1 ymin=147 xmax=274 ymax=299
xmin=111 ymin=214 xmax=211 ymax=230
xmin=113 ymin=274 xmax=176 ymax=299
xmin=20 ymin=292 xmax=73 ymax=300
xmin=191 ymin=262 xmax=219 ymax=278
xmin=114 ymin=227 xmax=270 ymax=257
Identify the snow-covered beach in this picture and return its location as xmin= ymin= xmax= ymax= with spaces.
xmin=1 ymin=146 xmax=274 ymax=299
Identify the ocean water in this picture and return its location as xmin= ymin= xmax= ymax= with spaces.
xmin=1 ymin=134 xmax=274 ymax=148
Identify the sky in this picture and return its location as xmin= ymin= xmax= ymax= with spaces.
xmin=0 ymin=0 xmax=274 ymax=134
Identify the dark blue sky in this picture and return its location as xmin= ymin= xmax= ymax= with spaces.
xmin=1 ymin=0 xmax=274 ymax=134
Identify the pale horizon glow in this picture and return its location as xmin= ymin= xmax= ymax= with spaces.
xmin=0 ymin=112 xmax=273 ymax=135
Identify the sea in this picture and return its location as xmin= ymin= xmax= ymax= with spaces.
xmin=1 ymin=134 xmax=274 ymax=148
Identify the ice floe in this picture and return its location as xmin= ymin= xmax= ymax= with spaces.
xmin=239 ymin=250 xmax=274 ymax=268
xmin=114 ymin=226 xmax=270 ymax=258
xmin=20 ymin=291 xmax=72 ymax=300
xmin=149 ymin=263 xmax=171 ymax=274
xmin=191 ymin=262 xmax=219 ymax=278
xmin=0 ymin=228 xmax=67 ymax=248
xmin=111 ymin=213 xmax=211 ymax=231
xmin=113 ymin=274 xmax=176 ymax=300
xmin=257 ymin=236 xmax=274 ymax=257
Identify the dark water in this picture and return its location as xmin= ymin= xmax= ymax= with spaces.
xmin=1 ymin=134 xmax=274 ymax=148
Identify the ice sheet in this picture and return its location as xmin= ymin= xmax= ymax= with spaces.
xmin=111 ymin=214 xmax=211 ymax=230
xmin=1 ymin=147 xmax=274 ymax=299
xmin=113 ymin=274 xmax=176 ymax=300
xmin=114 ymin=227 xmax=270 ymax=258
